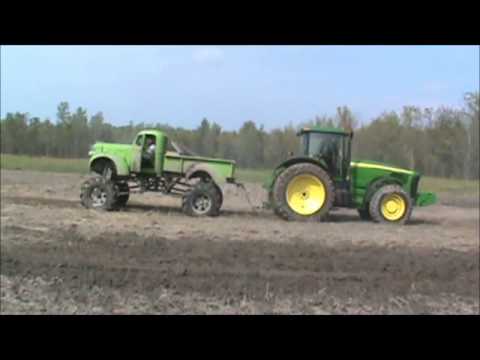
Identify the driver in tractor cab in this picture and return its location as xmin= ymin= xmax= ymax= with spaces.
xmin=319 ymin=137 xmax=338 ymax=174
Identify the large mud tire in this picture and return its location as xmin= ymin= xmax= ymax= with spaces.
xmin=272 ymin=163 xmax=334 ymax=221
xmin=214 ymin=183 xmax=223 ymax=210
xmin=182 ymin=181 xmax=222 ymax=217
xmin=267 ymin=190 xmax=276 ymax=212
xmin=80 ymin=177 xmax=118 ymax=211
xmin=115 ymin=182 xmax=130 ymax=207
xmin=369 ymin=184 xmax=412 ymax=225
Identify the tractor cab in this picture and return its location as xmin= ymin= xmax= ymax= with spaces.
xmin=297 ymin=127 xmax=353 ymax=180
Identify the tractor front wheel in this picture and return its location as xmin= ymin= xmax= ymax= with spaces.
xmin=272 ymin=163 xmax=334 ymax=221
xmin=369 ymin=184 xmax=412 ymax=224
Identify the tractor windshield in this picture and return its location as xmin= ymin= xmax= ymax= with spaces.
xmin=301 ymin=132 xmax=350 ymax=178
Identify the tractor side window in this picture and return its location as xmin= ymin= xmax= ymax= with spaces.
xmin=135 ymin=135 xmax=143 ymax=146
xmin=343 ymin=136 xmax=351 ymax=178
xmin=343 ymin=136 xmax=350 ymax=163
xmin=300 ymin=134 xmax=309 ymax=155
xmin=336 ymin=138 xmax=344 ymax=174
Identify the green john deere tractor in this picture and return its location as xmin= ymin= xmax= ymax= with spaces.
xmin=265 ymin=126 xmax=437 ymax=224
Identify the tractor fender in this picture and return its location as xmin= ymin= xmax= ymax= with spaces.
xmin=264 ymin=156 xmax=329 ymax=191
xmin=185 ymin=163 xmax=223 ymax=184
xmin=89 ymin=154 xmax=130 ymax=176
xmin=274 ymin=156 xmax=328 ymax=173
xmin=362 ymin=176 xmax=404 ymax=208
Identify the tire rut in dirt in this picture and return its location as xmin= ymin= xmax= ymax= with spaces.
xmin=1 ymin=228 xmax=477 ymax=302
xmin=0 ymin=195 xmax=270 ymax=219
xmin=1 ymin=196 xmax=80 ymax=209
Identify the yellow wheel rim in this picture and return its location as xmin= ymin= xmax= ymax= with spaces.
xmin=380 ymin=194 xmax=406 ymax=221
xmin=286 ymin=174 xmax=326 ymax=215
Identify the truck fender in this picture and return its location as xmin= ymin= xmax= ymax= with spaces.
xmin=185 ymin=163 xmax=223 ymax=184
xmin=89 ymin=154 xmax=130 ymax=176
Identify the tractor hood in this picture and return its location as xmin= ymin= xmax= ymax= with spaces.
xmin=350 ymin=160 xmax=418 ymax=176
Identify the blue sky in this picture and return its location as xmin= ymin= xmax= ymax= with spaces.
xmin=1 ymin=45 xmax=478 ymax=130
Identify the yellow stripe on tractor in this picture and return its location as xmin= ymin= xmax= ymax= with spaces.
xmin=350 ymin=162 xmax=415 ymax=175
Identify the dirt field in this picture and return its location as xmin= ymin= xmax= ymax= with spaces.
xmin=1 ymin=169 xmax=478 ymax=314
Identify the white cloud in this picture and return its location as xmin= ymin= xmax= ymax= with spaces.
xmin=192 ymin=47 xmax=224 ymax=64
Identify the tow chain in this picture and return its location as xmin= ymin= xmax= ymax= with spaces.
xmin=235 ymin=182 xmax=261 ymax=212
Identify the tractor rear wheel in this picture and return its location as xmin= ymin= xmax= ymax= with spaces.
xmin=369 ymin=184 xmax=412 ymax=224
xmin=80 ymin=176 xmax=118 ymax=211
xmin=272 ymin=163 xmax=334 ymax=221
xmin=182 ymin=181 xmax=222 ymax=217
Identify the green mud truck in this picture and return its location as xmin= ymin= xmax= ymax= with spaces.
xmin=265 ymin=126 xmax=437 ymax=224
xmin=81 ymin=130 xmax=236 ymax=216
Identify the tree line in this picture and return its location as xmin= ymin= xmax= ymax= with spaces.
xmin=1 ymin=92 xmax=478 ymax=179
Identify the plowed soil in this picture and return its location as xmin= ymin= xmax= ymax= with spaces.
xmin=1 ymin=170 xmax=478 ymax=314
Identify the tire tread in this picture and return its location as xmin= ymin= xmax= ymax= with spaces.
xmin=369 ymin=184 xmax=412 ymax=224
xmin=271 ymin=163 xmax=335 ymax=221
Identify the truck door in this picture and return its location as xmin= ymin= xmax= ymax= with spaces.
xmin=131 ymin=134 xmax=144 ymax=172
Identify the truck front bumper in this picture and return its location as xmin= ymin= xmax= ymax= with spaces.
xmin=415 ymin=192 xmax=437 ymax=207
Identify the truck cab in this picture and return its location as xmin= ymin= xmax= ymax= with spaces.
xmin=131 ymin=130 xmax=168 ymax=174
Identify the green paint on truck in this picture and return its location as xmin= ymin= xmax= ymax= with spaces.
xmin=82 ymin=129 xmax=236 ymax=217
